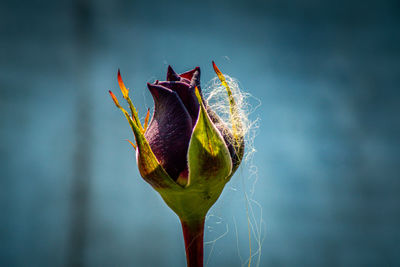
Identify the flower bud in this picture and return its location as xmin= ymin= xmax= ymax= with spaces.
xmin=110 ymin=62 xmax=244 ymax=221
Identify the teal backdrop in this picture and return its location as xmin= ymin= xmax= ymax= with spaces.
xmin=1 ymin=0 xmax=399 ymax=266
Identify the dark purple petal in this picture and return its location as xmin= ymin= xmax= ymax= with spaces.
xmin=166 ymin=65 xmax=180 ymax=81
xmin=182 ymin=67 xmax=204 ymax=101
xmin=180 ymin=67 xmax=200 ymax=81
xmin=180 ymin=78 xmax=191 ymax=85
xmin=145 ymin=83 xmax=193 ymax=180
xmin=167 ymin=65 xmax=197 ymax=85
xmin=180 ymin=67 xmax=200 ymax=87
xmin=157 ymin=81 xmax=199 ymax=123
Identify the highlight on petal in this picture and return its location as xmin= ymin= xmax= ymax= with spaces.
xmin=188 ymin=67 xmax=201 ymax=89
xmin=117 ymin=69 xmax=129 ymax=98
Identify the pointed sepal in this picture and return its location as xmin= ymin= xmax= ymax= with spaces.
xmin=129 ymin=113 xmax=179 ymax=189
xmin=117 ymin=69 xmax=129 ymax=98
xmin=212 ymin=61 xmax=245 ymax=173
xmin=109 ymin=90 xmax=178 ymax=190
xmin=187 ymin=87 xmax=232 ymax=187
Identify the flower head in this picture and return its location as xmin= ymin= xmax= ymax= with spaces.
xmin=109 ymin=62 xmax=244 ymax=221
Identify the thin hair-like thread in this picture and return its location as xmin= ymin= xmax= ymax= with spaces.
xmin=205 ymin=76 xmax=260 ymax=166
xmin=204 ymin=75 xmax=264 ymax=267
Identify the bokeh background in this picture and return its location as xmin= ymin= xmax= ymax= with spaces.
xmin=1 ymin=0 xmax=399 ymax=266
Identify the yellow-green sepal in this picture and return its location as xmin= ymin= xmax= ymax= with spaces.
xmin=128 ymin=114 xmax=180 ymax=190
xmin=155 ymin=88 xmax=233 ymax=222
xmin=187 ymin=88 xmax=233 ymax=188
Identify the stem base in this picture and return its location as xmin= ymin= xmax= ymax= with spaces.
xmin=181 ymin=218 xmax=205 ymax=267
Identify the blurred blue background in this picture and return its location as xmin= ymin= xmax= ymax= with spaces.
xmin=1 ymin=0 xmax=399 ymax=266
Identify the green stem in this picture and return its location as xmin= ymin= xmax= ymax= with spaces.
xmin=180 ymin=217 xmax=205 ymax=267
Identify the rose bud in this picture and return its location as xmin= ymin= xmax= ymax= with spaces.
xmin=109 ymin=62 xmax=244 ymax=267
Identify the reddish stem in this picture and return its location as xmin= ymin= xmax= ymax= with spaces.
xmin=181 ymin=218 xmax=205 ymax=267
